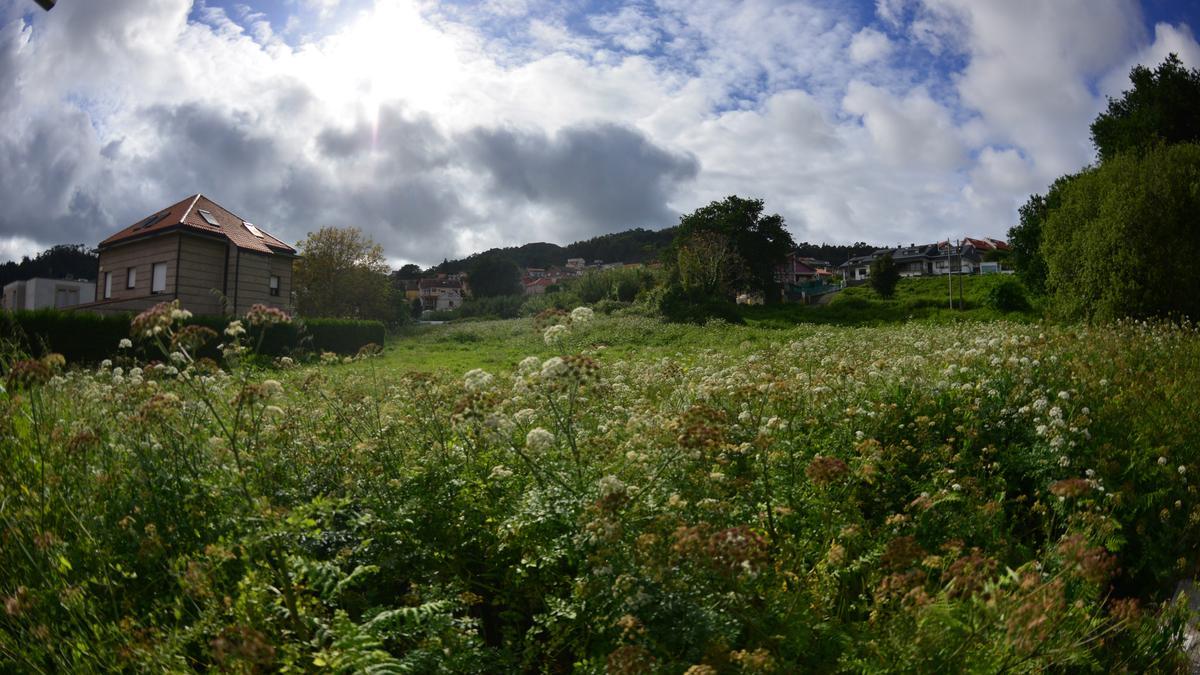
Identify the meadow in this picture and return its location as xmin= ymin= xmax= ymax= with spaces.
xmin=3 ymin=302 xmax=1200 ymax=672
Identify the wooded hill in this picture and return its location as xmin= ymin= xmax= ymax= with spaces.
xmin=431 ymin=227 xmax=879 ymax=273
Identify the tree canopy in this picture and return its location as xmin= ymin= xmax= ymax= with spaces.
xmin=673 ymin=196 xmax=794 ymax=300
xmin=1042 ymin=143 xmax=1200 ymax=321
xmin=293 ymin=227 xmax=395 ymax=322
xmin=467 ymin=256 xmax=523 ymax=298
xmin=868 ymin=253 xmax=900 ymax=299
xmin=1091 ymin=54 xmax=1200 ymax=162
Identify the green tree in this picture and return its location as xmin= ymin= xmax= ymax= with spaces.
xmin=394 ymin=263 xmax=423 ymax=279
xmin=868 ymin=253 xmax=900 ymax=299
xmin=674 ymin=230 xmax=742 ymax=299
xmin=1008 ymin=173 xmax=1079 ymax=295
xmin=1091 ymin=54 xmax=1200 ymax=162
xmin=293 ymin=227 xmax=395 ymax=321
xmin=467 ymin=255 xmax=522 ymax=298
xmin=1042 ymin=143 xmax=1200 ymax=321
xmin=673 ymin=196 xmax=795 ymax=301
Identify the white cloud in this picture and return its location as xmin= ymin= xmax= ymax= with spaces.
xmin=849 ymin=27 xmax=893 ymax=64
xmin=842 ymin=81 xmax=966 ymax=170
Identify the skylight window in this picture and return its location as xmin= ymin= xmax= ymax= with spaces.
xmin=198 ymin=209 xmax=220 ymax=226
xmin=134 ymin=211 xmax=168 ymax=231
xmin=243 ymin=222 xmax=264 ymax=238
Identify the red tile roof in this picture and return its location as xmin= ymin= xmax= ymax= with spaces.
xmin=99 ymin=194 xmax=296 ymax=255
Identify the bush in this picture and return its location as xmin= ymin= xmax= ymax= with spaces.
xmin=458 ymin=294 xmax=526 ymax=320
xmin=566 ymin=267 xmax=661 ymax=304
xmin=658 ymin=284 xmax=744 ymax=324
xmin=869 ymin=253 xmax=900 ymax=298
xmin=986 ymin=278 xmax=1031 ymax=312
xmin=0 ymin=309 xmax=385 ymax=364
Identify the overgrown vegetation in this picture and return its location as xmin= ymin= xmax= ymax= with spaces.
xmin=2 ymin=307 xmax=1197 ymax=671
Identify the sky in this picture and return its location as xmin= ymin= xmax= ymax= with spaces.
xmin=1 ymin=0 xmax=1198 ymax=267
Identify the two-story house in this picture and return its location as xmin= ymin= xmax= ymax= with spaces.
xmin=85 ymin=194 xmax=296 ymax=316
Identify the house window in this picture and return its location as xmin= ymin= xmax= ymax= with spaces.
xmin=104 ymin=272 xmax=112 ymax=299
xmin=152 ymin=262 xmax=167 ymax=294
xmin=126 ymin=267 xmax=137 ymax=289
xmin=269 ymin=275 xmax=280 ymax=296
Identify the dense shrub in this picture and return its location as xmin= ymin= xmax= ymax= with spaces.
xmin=302 ymin=318 xmax=386 ymax=354
xmin=0 ymin=309 xmax=131 ymax=363
xmin=986 ymin=278 xmax=1031 ymax=312
xmin=458 ymin=294 xmax=526 ymax=319
xmin=1043 ymin=143 xmax=1200 ymax=321
xmin=567 ymin=267 xmax=661 ymax=304
xmin=657 ymin=284 xmax=744 ymax=324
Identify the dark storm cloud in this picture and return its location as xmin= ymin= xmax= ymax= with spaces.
xmin=461 ymin=122 xmax=699 ymax=239
xmin=316 ymin=104 xmax=453 ymax=170
xmin=0 ymin=109 xmax=112 ymax=245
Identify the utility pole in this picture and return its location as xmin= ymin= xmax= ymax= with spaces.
xmin=956 ymin=240 xmax=965 ymax=309
xmin=947 ymin=241 xmax=954 ymax=309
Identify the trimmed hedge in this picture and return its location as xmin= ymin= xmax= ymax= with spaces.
xmin=0 ymin=309 xmax=131 ymax=364
xmin=1 ymin=309 xmax=386 ymax=364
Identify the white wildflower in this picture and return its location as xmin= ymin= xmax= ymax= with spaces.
xmin=598 ymin=474 xmax=627 ymax=499
xmin=543 ymin=324 xmax=569 ymax=346
xmin=261 ymin=379 xmax=283 ymax=398
xmin=525 ymin=427 xmax=555 ymax=452
xmin=569 ymin=306 xmax=594 ymax=324
xmin=540 ymin=356 xmax=568 ymax=379
xmin=464 ymin=368 xmax=494 ymax=391
xmin=118 ymin=338 xmax=133 ymax=349
xmin=517 ymin=356 xmax=541 ymax=375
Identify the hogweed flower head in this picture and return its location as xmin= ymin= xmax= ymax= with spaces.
xmin=245 ymin=303 xmax=290 ymax=326
xmin=464 ymin=368 xmax=494 ymax=391
xmin=569 ymin=306 xmax=594 ymax=324
xmin=543 ymin=323 xmax=569 ymax=346
xmin=526 ymin=427 xmax=555 ymax=452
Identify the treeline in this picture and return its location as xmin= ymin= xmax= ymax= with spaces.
xmin=433 ymin=230 xmax=878 ymax=276
xmin=434 ymin=227 xmax=678 ymax=273
xmin=0 ymin=244 xmax=97 ymax=286
xmin=792 ymin=241 xmax=878 ymax=265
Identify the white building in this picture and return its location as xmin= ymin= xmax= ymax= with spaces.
xmin=2 ymin=277 xmax=96 ymax=311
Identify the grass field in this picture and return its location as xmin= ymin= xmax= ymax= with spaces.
xmin=742 ymin=274 xmax=1042 ymax=327
xmin=3 ymin=307 xmax=1200 ymax=672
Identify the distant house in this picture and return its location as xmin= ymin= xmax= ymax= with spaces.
xmin=838 ymin=238 xmax=1005 ymax=282
xmin=397 ymin=279 xmax=420 ymax=301
xmin=565 ymin=258 xmax=586 ymax=270
xmin=418 ymin=277 xmax=463 ymax=311
xmin=523 ymin=278 xmax=555 ymax=295
xmin=774 ymin=252 xmax=823 ymax=284
xmin=2 ymin=277 xmax=95 ymax=311
xmin=83 ymin=194 xmax=297 ymax=316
